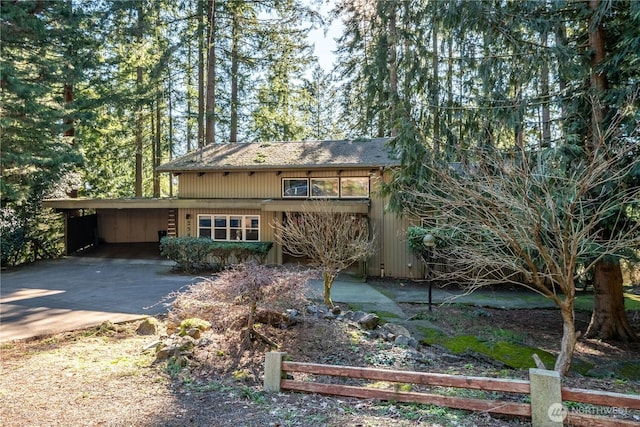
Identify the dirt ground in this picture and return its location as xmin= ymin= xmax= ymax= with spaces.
xmin=1 ymin=292 xmax=639 ymax=426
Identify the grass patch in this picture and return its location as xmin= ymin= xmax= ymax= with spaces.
xmin=574 ymin=293 xmax=640 ymax=312
xmin=374 ymin=310 xmax=402 ymax=321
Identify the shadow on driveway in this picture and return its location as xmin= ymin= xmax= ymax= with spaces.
xmin=0 ymin=257 xmax=197 ymax=342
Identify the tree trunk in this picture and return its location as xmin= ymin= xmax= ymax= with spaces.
xmin=205 ymin=0 xmax=216 ymax=146
xmin=135 ymin=3 xmax=144 ymax=198
xmin=153 ymin=92 xmax=161 ymax=198
xmin=586 ymin=261 xmax=638 ymax=342
xmin=197 ymin=0 xmax=205 ymax=148
xmin=432 ymin=14 xmax=440 ymax=156
xmin=387 ymin=5 xmax=398 ymax=138
xmin=230 ymin=6 xmax=239 ymax=143
xmin=554 ymin=302 xmax=577 ymax=376
xmin=588 ymin=0 xmax=607 ymax=149
xmin=323 ymin=270 xmax=335 ymax=308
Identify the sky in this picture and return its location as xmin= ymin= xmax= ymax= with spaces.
xmin=307 ymin=7 xmax=342 ymax=72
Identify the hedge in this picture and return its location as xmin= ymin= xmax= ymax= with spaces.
xmin=160 ymin=236 xmax=273 ymax=272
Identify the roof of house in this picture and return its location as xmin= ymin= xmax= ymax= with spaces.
xmin=157 ymin=138 xmax=398 ymax=173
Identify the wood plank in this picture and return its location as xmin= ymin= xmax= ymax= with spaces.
xmin=282 ymin=361 xmax=530 ymax=394
xmin=562 ymin=387 xmax=640 ymax=410
xmin=566 ymin=412 xmax=640 ymax=427
xmin=280 ymin=380 xmax=531 ymax=417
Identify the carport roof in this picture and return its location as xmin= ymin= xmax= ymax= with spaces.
xmin=43 ymin=198 xmax=370 ymax=213
xmin=156 ymin=138 xmax=399 ymax=173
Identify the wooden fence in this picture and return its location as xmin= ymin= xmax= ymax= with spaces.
xmin=264 ymin=352 xmax=640 ymax=427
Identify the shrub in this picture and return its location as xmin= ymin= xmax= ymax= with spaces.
xmin=1 ymin=207 xmax=26 ymax=267
xmin=160 ymin=236 xmax=274 ymax=272
xmin=169 ymin=264 xmax=317 ymax=348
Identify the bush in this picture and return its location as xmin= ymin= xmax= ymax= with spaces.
xmin=1 ymin=207 xmax=26 ymax=267
xmin=169 ymin=263 xmax=316 ymax=349
xmin=160 ymin=236 xmax=274 ymax=273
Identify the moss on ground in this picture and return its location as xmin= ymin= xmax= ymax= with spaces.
xmin=417 ymin=326 xmax=597 ymax=376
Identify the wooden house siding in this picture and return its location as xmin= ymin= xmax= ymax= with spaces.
xmin=177 ymin=169 xmax=377 ymax=199
xmin=97 ymin=209 xmax=169 ymax=243
xmin=172 ymin=168 xmax=419 ymax=278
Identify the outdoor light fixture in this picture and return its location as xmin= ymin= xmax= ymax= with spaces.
xmin=423 ymin=233 xmax=436 ymax=311
xmin=422 ymin=233 xmax=436 ymax=248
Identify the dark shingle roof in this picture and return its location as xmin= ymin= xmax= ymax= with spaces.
xmin=157 ymin=138 xmax=398 ymax=172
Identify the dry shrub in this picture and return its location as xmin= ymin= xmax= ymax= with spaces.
xmin=169 ymin=263 xmax=317 ymax=341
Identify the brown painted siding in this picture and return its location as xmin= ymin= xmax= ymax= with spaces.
xmin=172 ymin=168 xmax=421 ymax=279
xmin=97 ymin=209 xmax=169 ymax=243
xmin=177 ymin=169 xmax=377 ymax=199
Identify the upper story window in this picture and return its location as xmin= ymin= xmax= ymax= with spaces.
xmin=340 ymin=177 xmax=369 ymax=198
xmin=198 ymin=214 xmax=260 ymax=241
xmin=282 ymin=177 xmax=369 ymax=199
xmin=283 ymin=179 xmax=309 ymax=198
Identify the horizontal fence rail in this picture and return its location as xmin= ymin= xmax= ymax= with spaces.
xmin=264 ymin=352 xmax=640 ymax=427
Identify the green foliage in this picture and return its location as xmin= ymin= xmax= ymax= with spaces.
xmin=159 ymin=236 xmax=273 ymax=272
xmin=0 ymin=208 xmax=26 ymax=266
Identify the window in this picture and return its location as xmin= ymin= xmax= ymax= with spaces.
xmin=198 ymin=214 xmax=260 ymax=241
xmin=340 ymin=177 xmax=369 ymax=198
xmin=311 ymin=178 xmax=339 ymax=198
xmin=283 ymin=177 xmax=370 ymax=199
xmin=198 ymin=216 xmax=212 ymax=238
xmin=283 ymin=179 xmax=309 ymax=197
xmin=245 ymin=216 xmax=259 ymax=241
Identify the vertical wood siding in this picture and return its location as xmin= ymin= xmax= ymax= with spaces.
xmin=173 ymin=168 xmax=420 ymax=278
xmin=97 ymin=209 xmax=169 ymax=243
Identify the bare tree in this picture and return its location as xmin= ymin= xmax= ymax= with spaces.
xmin=272 ymin=201 xmax=376 ymax=308
xmin=406 ymin=140 xmax=639 ymax=376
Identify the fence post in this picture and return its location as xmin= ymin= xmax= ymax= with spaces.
xmin=529 ymin=368 xmax=564 ymax=426
xmin=264 ymin=352 xmax=287 ymax=392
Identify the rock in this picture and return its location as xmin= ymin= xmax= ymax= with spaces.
xmin=184 ymin=327 xmax=201 ymax=339
xmin=440 ymin=353 xmax=463 ymax=363
xmin=357 ymin=313 xmax=380 ymax=330
xmin=179 ymin=318 xmax=211 ymax=336
xmin=381 ymin=323 xmax=411 ymax=339
xmin=136 ymin=317 xmax=160 ymax=335
xmin=394 ymin=335 xmax=418 ymax=348
xmin=307 ymin=305 xmax=321 ymax=315
xmin=350 ymin=311 xmax=370 ymax=322
xmin=323 ymin=311 xmax=337 ymax=320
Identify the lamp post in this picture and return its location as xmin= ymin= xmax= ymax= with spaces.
xmin=423 ymin=233 xmax=436 ymax=311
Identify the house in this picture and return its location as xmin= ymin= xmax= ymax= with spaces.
xmin=44 ymin=138 xmax=423 ymax=279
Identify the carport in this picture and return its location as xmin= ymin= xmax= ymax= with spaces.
xmin=43 ymin=199 xmax=176 ymax=255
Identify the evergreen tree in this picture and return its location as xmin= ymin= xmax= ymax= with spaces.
xmin=1 ymin=1 xmax=86 ymax=264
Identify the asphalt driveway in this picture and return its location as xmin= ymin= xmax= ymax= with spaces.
xmin=0 ymin=256 xmax=196 ymax=342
